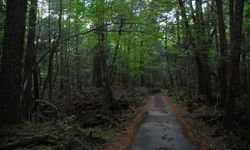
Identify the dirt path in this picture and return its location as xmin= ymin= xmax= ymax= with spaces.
xmin=104 ymin=94 xmax=213 ymax=150
xmin=131 ymin=95 xmax=197 ymax=150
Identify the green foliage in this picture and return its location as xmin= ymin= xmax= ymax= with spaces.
xmin=166 ymin=46 xmax=189 ymax=57
xmin=244 ymin=2 xmax=250 ymax=17
xmin=208 ymin=48 xmax=219 ymax=62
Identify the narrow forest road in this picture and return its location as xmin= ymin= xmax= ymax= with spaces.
xmin=104 ymin=94 xmax=203 ymax=150
xmin=130 ymin=95 xmax=197 ymax=150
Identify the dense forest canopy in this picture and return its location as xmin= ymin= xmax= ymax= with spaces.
xmin=0 ymin=0 xmax=250 ymax=149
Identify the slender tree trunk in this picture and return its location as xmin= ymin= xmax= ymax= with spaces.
xmin=241 ymin=39 xmax=247 ymax=94
xmin=122 ymin=27 xmax=132 ymax=88
xmin=140 ymin=41 xmax=144 ymax=86
xmin=66 ymin=0 xmax=71 ymax=101
xmin=47 ymin=0 xmax=53 ymax=101
xmin=140 ymin=58 xmax=144 ymax=86
xmin=41 ymin=0 xmax=63 ymax=100
xmin=242 ymin=53 xmax=248 ymax=93
xmin=98 ymin=23 xmax=114 ymax=102
xmin=178 ymin=0 xmax=213 ymax=103
xmin=109 ymin=17 xmax=124 ymax=85
xmin=60 ymin=44 xmax=65 ymax=91
xmin=0 ymin=0 xmax=28 ymax=124
xmin=164 ymin=23 xmax=173 ymax=87
xmin=58 ymin=0 xmax=64 ymax=92
xmin=194 ymin=0 xmax=213 ymax=103
xmin=41 ymin=0 xmax=53 ymax=100
xmin=92 ymin=49 xmax=103 ymax=87
xmin=52 ymin=9 xmax=62 ymax=91
xmin=75 ymin=35 xmax=82 ymax=90
xmin=93 ymin=6 xmax=114 ymax=101
xmin=215 ymin=0 xmax=228 ymax=106
xmin=66 ymin=49 xmax=71 ymax=100
xmin=33 ymin=14 xmax=41 ymax=100
xmin=47 ymin=52 xmax=54 ymax=101
xmin=23 ymin=0 xmax=38 ymax=120
xmin=175 ymin=9 xmax=181 ymax=45
xmin=33 ymin=63 xmax=39 ymax=100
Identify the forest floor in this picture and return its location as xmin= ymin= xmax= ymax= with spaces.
xmin=168 ymin=91 xmax=250 ymax=150
xmin=1 ymin=89 xmax=248 ymax=150
xmin=104 ymin=93 xmax=216 ymax=150
xmin=0 ymin=87 xmax=149 ymax=150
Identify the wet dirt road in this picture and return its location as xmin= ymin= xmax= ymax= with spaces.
xmin=130 ymin=95 xmax=197 ymax=150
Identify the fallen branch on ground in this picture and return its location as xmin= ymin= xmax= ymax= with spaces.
xmin=0 ymin=134 xmax=57 ymax=150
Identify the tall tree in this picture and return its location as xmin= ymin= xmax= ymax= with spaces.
xmin=194 ymin=0 xmax=213 ymax=103
xmin=215 ymin=0 xmax=228 ymax=106
xmin=75 ymin=34 xmax=82 ymax=90
xmin=224 ymin=0 xmax=244 ymax=127
xmin=23 ymin=0 xmax=38 ymax=120
xmin=92 ymin=48 xmax=103 ymax=87
xmin=0 ymin=0 xmax=28 ymax=123
xmin=47 ymin=0 xmax=53 ymax=101
xmin=177 ymin=0 xmax=213 ymax=103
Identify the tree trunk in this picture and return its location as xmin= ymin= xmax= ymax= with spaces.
xmin=224 ymin=0 xmax=244 ymax=128
xmin=241 ymin=45 xmax=247 ymax=94
xmin=47 ymin=0 xmax=53 ymax=101
xmin=215 ymin=0 xmax=228 ymax=106
xmin=92 ymin=49 xmax=103 ymax=87
xmin=194 ymin=0 xmax=213 ymax=103
xmin=0 ymin=0 xmax=28 ymax=124
xmin=47 ymin=52 xmax=54 ymax=101
xmin=41 ymin=0 xmax=53 ymax=100
xmin=66 ymin=0 xmax=72 ymax=103
xmin=60 ymin=44 xmax=65 ymax=91
xmin=164 ymin=24 xmax=173 ymax=87
xmin=75 ymin=35 xmax=82 ymax=90
xmin=109 ymin=17 xmax=124 ymax=85
xmin=98 ymin=24 xmax=114 ymax=102
xmin=178 ymin=0 xmax=213 ymax=103
xmin=23 ymin=0 xmax=38 ymax=120
xmin=33 ymin=14 xmax=42 ymax=100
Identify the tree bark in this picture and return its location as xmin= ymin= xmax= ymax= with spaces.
xmin=0 ymin=0 xmax=28 ymax=123
xmin=92 ymin=49 xmax=103 ymax=87
xmin=99 ymin=30 xmax=114 ymax=102
xmin=47 ymin=0 xmax=53 ymax=101
xmin=23 ymin=0 xmax=38 ymax=120
xmin=33 ymin=15 xmax=42 ymax=100
xmin=109 ymin=17 xmax=124 ymax=85
xmin=177 ymin=0 xmax=213 ymax=103
xmin=215 ymin=0 xmax=228 ymax=106
xmin=75 ymin=35 xmax=82 ymax=90
xmin=224 ymin=0 xmax=244 ymax=128
xmin=241 ymin=41 xmax=247 ymax=94
xmin=193 ymin=0 xmax=213 ymax=103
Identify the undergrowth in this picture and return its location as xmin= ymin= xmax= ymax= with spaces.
xmin=170 ymin=90 xmax=250 ymax=150
xmin=0 ymin=87 xmax=148 ymax=150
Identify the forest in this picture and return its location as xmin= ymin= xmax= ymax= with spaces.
xmin=0 ymin=0 xmax=250 ymax=150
